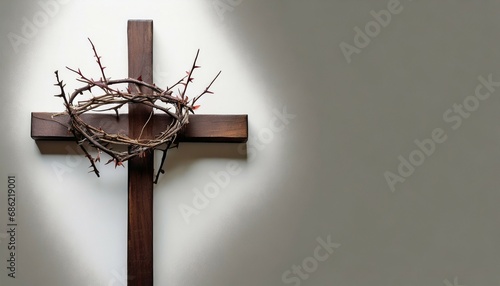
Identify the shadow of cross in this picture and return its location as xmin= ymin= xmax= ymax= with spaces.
xmin=30 ymin=20 xmax=248 ymax=286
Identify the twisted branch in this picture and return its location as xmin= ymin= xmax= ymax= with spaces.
xmin=53 ymin=39 xmax=220 ymax=183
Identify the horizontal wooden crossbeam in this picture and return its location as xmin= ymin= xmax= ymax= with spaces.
xmin=31 ymin=112 xmax=248 ymax=143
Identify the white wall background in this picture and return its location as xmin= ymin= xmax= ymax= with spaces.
xmin=1 ymin=1 xmax=500 ymax=285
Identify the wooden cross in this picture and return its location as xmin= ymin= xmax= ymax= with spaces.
xmin=30 ymin=20 xmax=248 ymax=286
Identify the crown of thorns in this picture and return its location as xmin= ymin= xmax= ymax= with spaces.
xmin=53 ymin=39 xmax=220 ymax=183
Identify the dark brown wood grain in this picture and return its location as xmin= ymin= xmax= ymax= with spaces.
xmin=31 ymin=113 xmax=248 ymax=143
xmin=127 ymin=20 xmax=154 ymax=286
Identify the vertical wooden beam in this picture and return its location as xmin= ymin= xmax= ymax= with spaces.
xmin=127 ymin=20 xmax=154 ymax=286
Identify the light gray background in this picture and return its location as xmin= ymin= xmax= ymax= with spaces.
xmin=1 ymin=0 xmax=500 ymax=285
